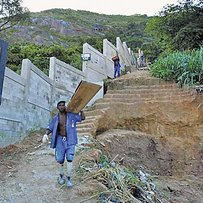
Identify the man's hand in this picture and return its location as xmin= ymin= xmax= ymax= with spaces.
xmin=80 ymin=110 xmax=85 ymax=121
xmin=42 ymin=134 xmax=49 ymax=143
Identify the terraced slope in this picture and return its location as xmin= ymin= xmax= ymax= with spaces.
xmin=77 ymin=70 xmax=199 ymax=139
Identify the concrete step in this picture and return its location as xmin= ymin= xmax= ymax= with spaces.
xmin=80 ymin=119 xmax=97 ymax=125
xmin=106 ymin=88 xmax=187 ymax=95
xmin=78 ymin=133 xmax=92 ymax=137
xmin=100 ymin=94 xmax=194 ymax=103
xmin=93 ymin=98 xmax=193 ymax=110
xmin=80 ymin=115 xmax=101 ymax=124
xmin=77 ymin=127 xmax=92 ymax=133
xmin=84 ymin=108 xmax=109 ymax=117
xmin=78 ymin=134 xmax=92 ymax=143
xmin=122 ymin=88 xmax=187 ymax=94
xmin=77 ymin=122 xmax=95 ymax=129
xmin=107 ymin=78 xmax=175 ymax=90
xmin=104 ymin=92 xmax=192 ymax=99
xmin=123 ymin=84 xmax=178 ymax=89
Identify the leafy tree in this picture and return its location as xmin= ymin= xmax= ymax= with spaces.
xmin=7 ymin=43 xmax=83 ymax=75
xmin=146 ymin=0 xmax=203 ymax=52
xmin=0 ymin=0 xmax=30 ymax=32
xmin=86 ymin=37 xmax=103 ymax=52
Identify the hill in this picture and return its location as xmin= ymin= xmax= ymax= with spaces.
xmin=0 ymin=8 xmax=149 ymax=49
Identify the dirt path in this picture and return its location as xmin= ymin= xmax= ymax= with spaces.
xmin=0 ymin=131 xmax=99 ymax=203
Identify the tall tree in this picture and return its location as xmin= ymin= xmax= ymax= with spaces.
xmin=0 ymin=0 xmax=29 ymax=32
xmin=146 ymin=0 xmax=203 ymax=51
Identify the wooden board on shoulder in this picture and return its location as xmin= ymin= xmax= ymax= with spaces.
xmin=67 ymin=80 xmax=102 ymax=113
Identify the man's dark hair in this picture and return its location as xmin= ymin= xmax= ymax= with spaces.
xmin=57 ymin=101 xmax=66 ymax=107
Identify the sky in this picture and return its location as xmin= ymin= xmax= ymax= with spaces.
xmin=22 ymin=0 xmax=179 ymax=16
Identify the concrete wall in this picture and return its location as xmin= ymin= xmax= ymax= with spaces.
xmin=116 ymin=37 xmax=129 ymax=68
xmin=21 ymin=59 xmax=53 ymax=132
xmin=0 ymin=68 xmax=26 ymax=146
xmin=103 ymin=39 xmax=117 ymax=59
xmin=49 ymin=57 xmax=85 ymax=106
xmin=103 ymin=39 xmax=119 ymax=75
xmin=0 ymin=37 xmax=134 ymax=148
xmin=0 ymin=59 xmax=53 ymax=147
xmin=123 ymin=42 xmax=133 ymax=66
xmin=83 ymin=43 xmax=109 ymax=81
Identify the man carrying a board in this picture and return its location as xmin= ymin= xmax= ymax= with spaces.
xmin=42 ymin=100 xmax=85 ymax=187
xmin=42 ymin=80 xmax=101 ymax=187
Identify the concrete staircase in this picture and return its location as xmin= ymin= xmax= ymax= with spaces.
xmin=77 ymin=70 xmax=195 ymax=138
xmin=93 ymin=84 xmax=194 ymax=109
xmin=77 ymin=108 xmax=109 ymax=139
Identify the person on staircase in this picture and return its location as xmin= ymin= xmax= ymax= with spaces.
xmin=42 ymin=100 xmax=85 ymax=187
xmin=112 ymin=53 xmax=121 ymax=78
xmin=139 ymin=50 xmax=145 ymax=67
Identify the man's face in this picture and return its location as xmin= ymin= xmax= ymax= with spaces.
xmin=57 ymin=103 xmax=66 ymax=113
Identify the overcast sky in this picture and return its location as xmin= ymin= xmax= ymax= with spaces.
xmin=22 ymin=0 xmax=179 ymax=16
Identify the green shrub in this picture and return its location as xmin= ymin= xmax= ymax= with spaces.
xmin=150 ymin=47 xmax=203 ymax=86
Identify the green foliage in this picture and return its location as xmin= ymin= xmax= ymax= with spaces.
xmin=7 ymin=43 xmax=83 ymax=75
xmin=99 ymin=154 xmax=110 ymax=168
xmin=150 ymin=47 xmax=203 ymax=86
xmin=0 ymin=0 xmax=30 ymax=32
xmin=173 ymin=23 xmax=203 ymax=50
xmin=124 ymin=168 xmax=139 ymax=185
xmin=145 ymin=0 xmax=203 ymax=55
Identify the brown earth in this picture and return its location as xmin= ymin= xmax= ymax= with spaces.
xmin=0 ymin=70 xmax=203 ymax=203
xmin=98 ymin=129 xmax=203 ymax=202
xmin=95 ymin=70 xmax=203 ymax=202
